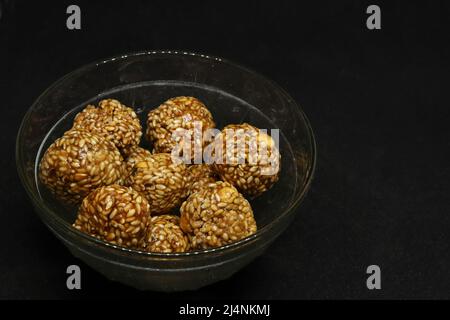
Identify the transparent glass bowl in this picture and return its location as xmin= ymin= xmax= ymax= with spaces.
xmin=16 ymin=51 xmax=316 ymax=291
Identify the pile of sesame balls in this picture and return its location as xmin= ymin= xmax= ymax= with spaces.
xmin=39 ymin=96 xmax=281 ymax=253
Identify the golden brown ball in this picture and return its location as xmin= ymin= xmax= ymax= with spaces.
xmin=73 ymin=99 xmax=142 ymax=156
xmin=212 ymin=123 xmax=280 ymax=197
xmin=39 ymin=129 xmax=125 ymax=205
xmin=126 ymin=153 xmax=187 ymax=214
xmin=180 ymin=181 xmax=257 ymax=249
xmin=146 ymin=96 xmax=215 ymax=158
xmin=73 ymin=184 xmax=151 ymax=248
xmin=185 ymin=164 xmax=218 ymax=197
xmin=143 ymin=215 xmax=189 ymax=253
xmin=124 ymin=146 xmax=152 ymax=176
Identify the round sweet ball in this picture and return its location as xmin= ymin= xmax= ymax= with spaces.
xmin=126 ymin=153 xmax=187 ymax=214
xmin=73 ymin=184 xmax=150 ymax=248
xmin=73 ymin=99 xmax=142 ymax=155
xmin=146 ymin=96 xmax=215 ymax=156
xmin=39 ymin=129 xmax=125 ymax=205
xmin=185 ymin=164 xmax=218 ymax=197
xmin=143 ymin=215 xmax=190 ymax=253
xmin=180 ymin=181 xmax=257 ymax=249
xmin=124 ymin=146 xmax=152 ymax=175
xmin=212 ymin=123 xmax=281 ymax=197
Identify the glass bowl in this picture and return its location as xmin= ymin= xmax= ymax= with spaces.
xmin=16 ymin=51 xmax=316 ymax=291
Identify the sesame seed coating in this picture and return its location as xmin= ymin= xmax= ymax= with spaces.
xmin=212 ymin=123 xmax=281 ymax=197
xmin=39 ymin=129 xmax=126 ymax=205
xmin=143 ymin=215 xmax=190 ymax=253
xmin=126 ymin=153 xmax=187 ymax=214
xmin=185 ymin=164 xmax=218 ymax=197
xmin=73 ymin=184 xmax=150 ymax=248
xmin=73 ymin=99 xmax=142 ymax=156
xmin=124 ymin=146 xmax=153 ymax=176
xmin=146 ymin=96 xmax=215 ymax=156
xmin=180 ymin=181 xmax=257 ymax=249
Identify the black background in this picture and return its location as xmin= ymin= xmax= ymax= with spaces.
xmin=1 ymin=0 xmax=449 ymax=299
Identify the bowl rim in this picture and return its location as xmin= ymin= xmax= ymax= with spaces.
xmin=16 ymin=50 xmax=317 ymax=258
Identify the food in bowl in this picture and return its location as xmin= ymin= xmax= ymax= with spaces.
xmin=143 ymin=215 xmax=190 ymax=253
xmin=39 ymin=129 xmax=125 ymax=205
xmin=185 ymin=164 xmax=218 ymax=197
xmin=146 ymin=96 xmax=216 ymax=158
xmin=126 ymin=152 xmax=188 ymax=215
xmin=123 ymin=146 xmax=153 ymax=175
xmin=179 ymin=181 xmax=257 ymax=250
xmin=17 ymin=51 xmax=315 ymax=291
xmin=73 ymin=184 xmax=150 ymax=248
xmin=212 ymin=123 xmax=281 ymax=197
xmin=38 ymin=95 xmax=281 ymax=252
xmin=73 ymin=99 xmax=142 ymax=157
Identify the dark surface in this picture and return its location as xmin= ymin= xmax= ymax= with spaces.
xmin=1 ymin=0 xmax=449 ymax=299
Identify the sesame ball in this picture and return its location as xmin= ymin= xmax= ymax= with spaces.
xmin=185 ymin=164 xmax=218 ymax=197
xmin=180 ymin=181 xmax=257 ymax=249
xmin=143 ymin=215 xmax=189 ymax=253
xmin=126 ymin=153 xmax=187 ymax=214
xmin=73 ymin=99 xmax=142 ymax=156
xmin=212 ymin=123 xmax=281 ymax=197
xmin=73 ymin=185 xmax=150 ymax=248
xmin=146 ymin=96 xmax=215 ymax=157
xmin=124 ymin=146 xmax=152 ymax=175
xmin=39 ymin=129 xmax=125 ymax=205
